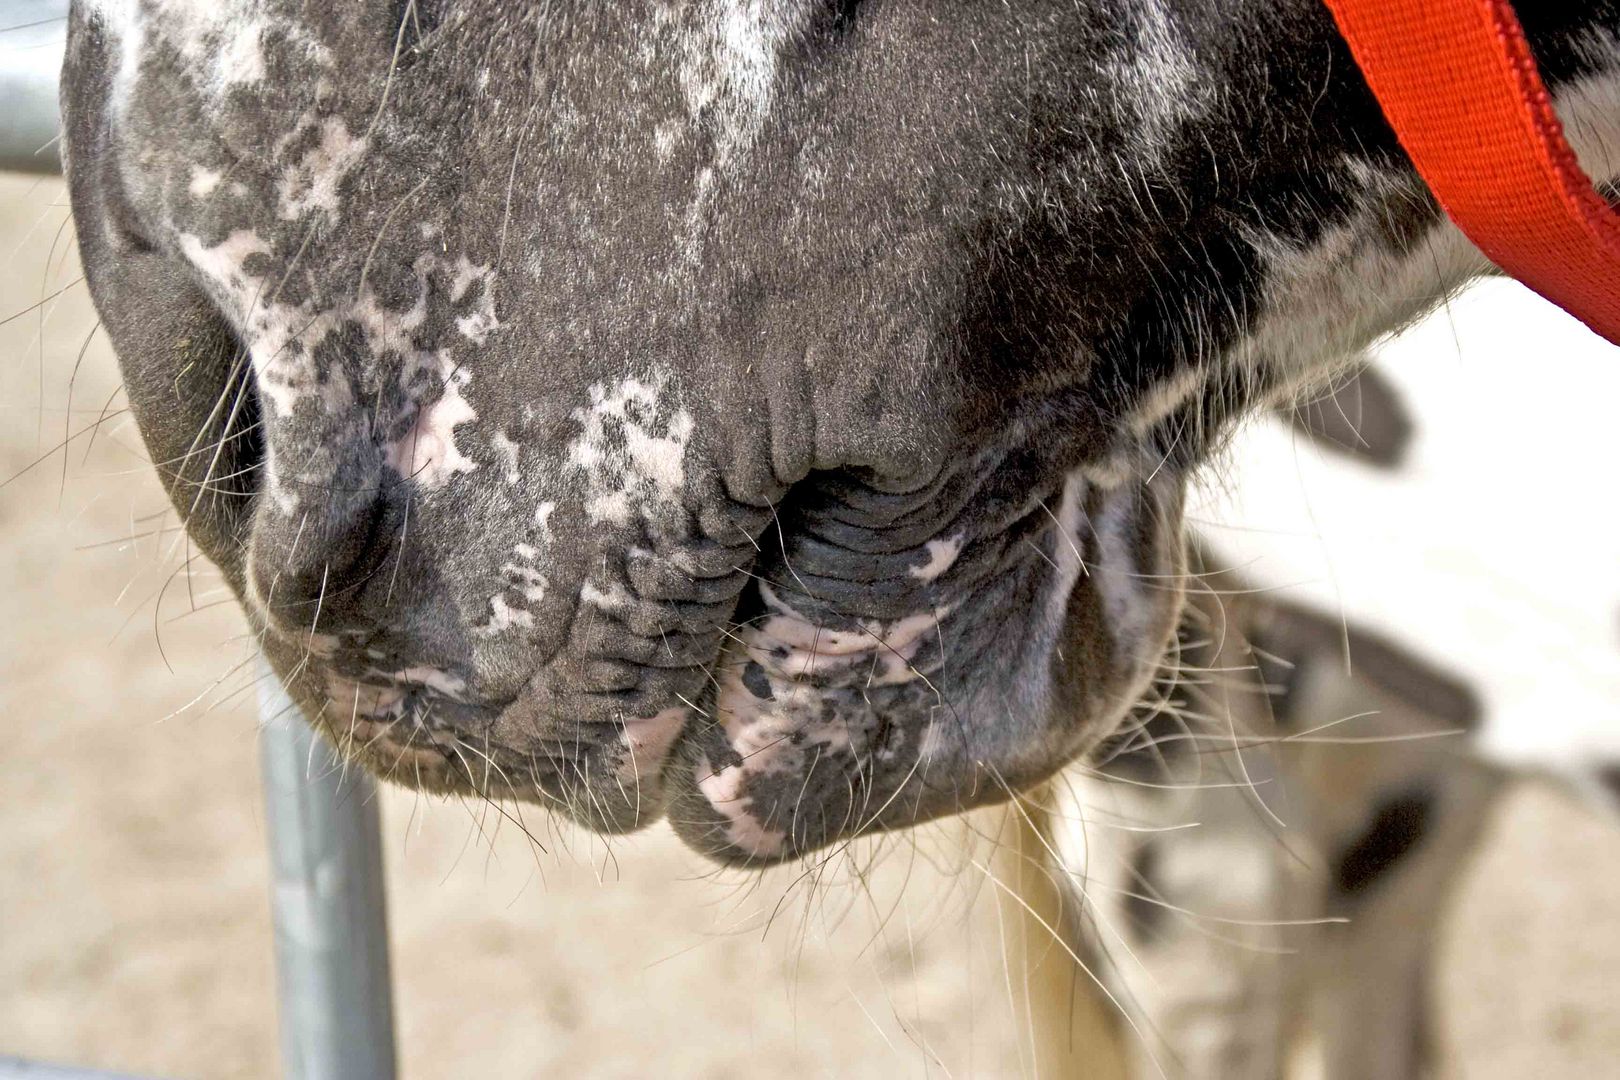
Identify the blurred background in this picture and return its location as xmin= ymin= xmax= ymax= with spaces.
xmin=4 ymin=6 xmax=1620 ymax=1078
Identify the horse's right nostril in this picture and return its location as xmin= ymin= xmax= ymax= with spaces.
xmin=248 ymin=470 xmax=394 ymax=633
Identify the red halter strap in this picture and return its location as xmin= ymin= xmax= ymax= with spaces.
xmin=1322 ymin=0 xmax=1620 ymax=345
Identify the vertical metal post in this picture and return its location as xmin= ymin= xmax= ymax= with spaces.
xmin=0 ymin=1 xmax=68 ymax=174
xmin=259 ymin=660 xmax=398 ymax=1080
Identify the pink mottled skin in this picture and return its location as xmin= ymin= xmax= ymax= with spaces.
xmin=694 ymin=753 xmax=791 ymax=859
xmin=692 ymin=584 xmax=953 ymax=859
xmin=618 ymin=707 xmax=686 ymax=790
xmin=382 ymin=367 xmax=479 ymax=488
xmin=746 ymin=582 xmax=949 ymax=683
xmin=908 ymin=534 xmax=964 ymax=583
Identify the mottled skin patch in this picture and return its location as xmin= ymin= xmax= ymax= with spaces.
xmin=565 ymin=373 xmax=695 ymax=529
xmin=62 ymin=1 xmax=1620 ymax=862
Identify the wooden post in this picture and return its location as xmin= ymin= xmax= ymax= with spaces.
xmin=993 ymin=789 xmax=1134 ymax=1079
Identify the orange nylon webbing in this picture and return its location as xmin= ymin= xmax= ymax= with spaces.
xmin=1322 ymin=0 xmax=1620 ymax=344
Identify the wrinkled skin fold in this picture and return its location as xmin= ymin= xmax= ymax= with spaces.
xmin=61 ymin=1 xmax=1620 ymax=863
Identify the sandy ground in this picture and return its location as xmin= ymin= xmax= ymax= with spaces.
xmin=2 ymin=165 xmax=1619 ymax=1080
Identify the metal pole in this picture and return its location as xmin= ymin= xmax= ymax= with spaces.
xmin=0 ymin=1 xmax=68 ymax=174
xmin=259 ymin=660 xmax=398 ymax=1080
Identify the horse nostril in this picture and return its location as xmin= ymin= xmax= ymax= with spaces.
xmin=248 ymin=468 xmax=394 ymax=632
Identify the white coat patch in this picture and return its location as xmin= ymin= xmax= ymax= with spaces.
xmin=566 ymin=372 xmax=694 ymax=528
xmin=490 ymin=431 xmax=522 ymax=484
xmin=908 ymin=535 xmax=965 ymax=583
xmin=276 ymin=114 xmax=369 ymax=221
xmin=383 ymin=362 xmax=479 ymax=488
xmin=474 ymin=505 xmax=557 ymax=637
xmin=188 ymin=166 xmax=223 ymax=197
xmin=1106 ymin=1 xmax=1211 ymax=159
xmin=90 ymin=0 xmax=329 ymax=106
xmin=654 ymin=2 xmax=814 ymax=263
xmin=449 ymin=259 xmax=502 ymax=344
